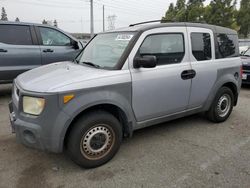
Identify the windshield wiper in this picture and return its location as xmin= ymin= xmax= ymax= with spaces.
xmin=79 ymin=61 xmax=100 ymax=68
xmin=74 ymin=59 xmax=79 ymax=64
xmin=242 ymin=54 xmax=250 ymax=57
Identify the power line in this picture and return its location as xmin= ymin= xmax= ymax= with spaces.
xmin=7 ymin=0 xmax=89 ymax=9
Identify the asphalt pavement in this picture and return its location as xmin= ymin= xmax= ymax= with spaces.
xmin=0 ymin=84 xmax=250 ymax=188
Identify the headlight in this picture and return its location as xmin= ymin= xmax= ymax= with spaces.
xmin=23 ymin=96 xmax=45 ymax=115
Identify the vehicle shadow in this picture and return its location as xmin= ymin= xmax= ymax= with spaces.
xmin=0 ymin=84 xmax=12 ymax=97
xmin=241 ymin=84 xmax=250 ymax=90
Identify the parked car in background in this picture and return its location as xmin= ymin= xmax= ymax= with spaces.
xmin=79 ymin=39 xmax=89 ymax=47
xmin=9 ymin=22 xmax=242 ymax=168
xmin=239 ymin=46 xmax=249 ymax=55
xmin=241 ymin=47 xmax=250 ymax=84
xmin=0 ymin=22 xmax=83 ymax=83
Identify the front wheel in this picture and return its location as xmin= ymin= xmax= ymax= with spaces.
xmin=66 ymin=111 xmax=122 ymax=168
xmin=206 ymin=87 xmax=234 ymax=123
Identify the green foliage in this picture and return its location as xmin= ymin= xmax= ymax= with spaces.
xmin=204 ymin=0 xmax=237 ymax=29
xmin=162 ymin=3 xmax=176 ymax=21
xmin=162 ymin=0 xmax=250 ymax=37
xmin=237 ymin=0 xmax=250 ymax=38
xmin=54 ymin=20 xmax=58 ymax=27
xmin=1 ymin=7 xmax=8 ymax=21
xmin=175 ymin=0 xmax=187 ymax=21
xmin=42 ymin=19 xmax=48 ymax=25
xmin=186 ymin=0 xmax=205 ymax=22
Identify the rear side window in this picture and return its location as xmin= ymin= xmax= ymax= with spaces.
xmin=0 ymin=25 xmax=33 ymax=45
xmin=217 ymin=34 xmax=238 ymax=58
xmin=39 ymin=27 xmax=71 ymax=46
xmin=191 ymin=33 xmax=211 ymax=61
xmin=139 ymin=33 xmax=185 ymax=65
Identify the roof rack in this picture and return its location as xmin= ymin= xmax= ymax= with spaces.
xmin=129 ymin=20 xmax=207 ymax=27
xmin=129 ymin=20 xmax=173 ymax=27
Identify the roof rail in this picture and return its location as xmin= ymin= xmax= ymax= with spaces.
xmin=129 ymin=20 xmax=208 ymax=27
xmin=129 ymin=19 xmax=173 ymax=27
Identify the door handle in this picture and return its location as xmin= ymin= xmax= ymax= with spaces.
xmin=43 ymin=49 xmax=54 ymax=53
xmin=181 ymin=69 xmax=196 ymax=80
xmin=0 ymin=49 xmax=8 ymax=53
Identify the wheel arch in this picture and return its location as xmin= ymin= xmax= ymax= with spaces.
xmin=63 ymin=103 xmax=133 ymax=150
xmin=204 ymin=78 xmax=239 ymax=111
xmin=221 ymin=82 xmax=238 ymax=106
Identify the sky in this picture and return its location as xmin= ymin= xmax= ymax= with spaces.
xmin=0 ymin=0 xmax=238 ymax=34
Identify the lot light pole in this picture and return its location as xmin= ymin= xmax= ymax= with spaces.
xmin=103 ymin=5 xmax=105 ymax=32
xmin=90 ymin=0 xmax=94 ymax=38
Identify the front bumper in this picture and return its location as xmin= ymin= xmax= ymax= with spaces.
xmin=8 ymin=83 xmax=71 ymax=153
xmin=9 ymin=100 xmax=47 ymax=151
xmin=242 ymin=71 xmax=250 ymax=84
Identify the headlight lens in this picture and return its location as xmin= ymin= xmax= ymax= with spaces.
xmin=23 ymin=96 xmax=45 ymax=115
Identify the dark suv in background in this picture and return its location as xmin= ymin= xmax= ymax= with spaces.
xmin=0 ymin=22 xmax=83 ymax=83
xmin=241 ymin=47 xmax=250 ymax=84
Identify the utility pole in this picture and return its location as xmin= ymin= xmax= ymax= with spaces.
xmin=103 ymin=5 xmax=105 ymax=32
xmin=90 ymin=0 xmax=94 ymax=38
xmin=107 ymin=15 xmax=116 ymax=30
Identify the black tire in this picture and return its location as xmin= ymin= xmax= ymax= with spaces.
xmin=66 ymin=110 xmax=122 ymax=168
xmin=206 ymin=87 xmax=234 ymax=123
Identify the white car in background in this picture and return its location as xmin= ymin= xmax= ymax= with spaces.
xmin=240 ymin=46 xmax=249 ymax=55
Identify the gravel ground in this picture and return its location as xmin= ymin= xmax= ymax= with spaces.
xmin=0 ymin=84 xmax=250 ymax=188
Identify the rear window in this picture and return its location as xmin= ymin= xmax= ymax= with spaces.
xmin=0 ymin=25 xmax=33 ymax=45
xmin=217 ymin=34 xmax=238 ymax=58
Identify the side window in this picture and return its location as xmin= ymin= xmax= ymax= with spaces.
xmin=139 ymin=33 xmax=185 ymax=65
xmin=39 ymin=27 xmax=71 ymax=46
xmin=191 ymin=33 xmax=211 ymax=61
xmin=217 ymin=34 xmax=238 ymax=58
xmin=0 ymin=25 xmax=33 ymax=45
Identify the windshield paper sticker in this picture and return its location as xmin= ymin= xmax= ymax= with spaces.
xmin=116 ymin=34 xmax=133 ymax=41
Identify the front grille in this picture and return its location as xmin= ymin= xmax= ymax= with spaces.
xmin=243 ymin=65 xmax=250 ymax=71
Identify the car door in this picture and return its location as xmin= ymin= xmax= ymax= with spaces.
xmin=0 ymin=24 xmax=41 ymax=82
xmin=186 ymin=27 xmax=216 ymax=109
xmin=36 ymin=26 xmax=81 ymax=65
xmin=129 ymin=27 xmax=192 ymax=122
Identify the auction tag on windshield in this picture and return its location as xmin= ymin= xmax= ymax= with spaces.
xmin=116 ymin=34 xmax=133 ymax=41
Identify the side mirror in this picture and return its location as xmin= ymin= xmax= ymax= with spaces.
xmin=71 ymin=40 xmax=79 ymax=49
xmin=134 ymin=55 xmax=157 ymax=68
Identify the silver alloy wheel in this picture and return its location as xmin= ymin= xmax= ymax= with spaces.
xmin=80 ymin=124 xmax=115 ymax=160
xmin=217 ymin=94 xmax=231 ymax=118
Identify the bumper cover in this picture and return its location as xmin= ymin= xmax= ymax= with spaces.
xmin=9 ymin=100 xmax=48 ymax=151
xmin=8 ymin=89 xmax=70 ymax=153
xmin=242 ymin=72 xmax=250 ymax=84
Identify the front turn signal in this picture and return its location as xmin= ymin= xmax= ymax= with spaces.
xmin=63 ymin=94 xmax=75 ymax=104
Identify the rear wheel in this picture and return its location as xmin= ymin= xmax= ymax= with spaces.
xmin=206 ymin=87 xmax=234 ymax=123
xmin=66 ymin=111 xmax=122 ymax=168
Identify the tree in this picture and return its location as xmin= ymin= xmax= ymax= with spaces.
xmin=53 ymin=19 xmax=58 ymax=27
xmin=42 ymin=19 xmax=48 ymax=25
xmin=1 ymin=7 xmax=8 ymax=21
xmin=186 ymin=0 xmax=205 ymax=22
xmin=204 ymin=0 xmax=237 ymax=29
xmin=175 ymin=0 xmax=187 ymax=21
xmin=15 ymin=17 xmax=20 ymax=22
xmin=237 ymin=0 xmax=250 ymax=38
xmin=162 ymin=3 xmax=176 ymax=21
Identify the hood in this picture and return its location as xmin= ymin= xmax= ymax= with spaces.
xmin=16 ymin=61 xmax=113 ymax=93
xmin=241 ymin=56 xmax=250 ymax=66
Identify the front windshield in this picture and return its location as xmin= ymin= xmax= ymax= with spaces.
xmin=244 ymin=48 xmax=250 ymax=56
xmin=77 ymin=32 xmax=135 ymax=69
